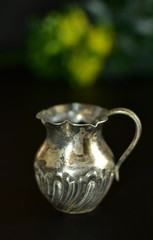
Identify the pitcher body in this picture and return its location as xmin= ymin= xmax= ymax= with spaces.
xmin=34 ymin=103 xmax=141 ymax=214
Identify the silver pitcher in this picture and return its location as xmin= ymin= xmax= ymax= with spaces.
xmin=34 ymin=103 xmax=142 ymax=214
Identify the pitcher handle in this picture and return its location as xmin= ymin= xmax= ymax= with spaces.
xmin=108 ymin=108 xmax=142 ymax=181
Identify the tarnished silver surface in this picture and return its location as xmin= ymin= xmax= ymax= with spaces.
xmin=34 ymin=103 xmax=142 ymax=214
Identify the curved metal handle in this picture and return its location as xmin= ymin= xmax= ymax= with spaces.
xmin=108 ymin=108 xmax=142 ymax=181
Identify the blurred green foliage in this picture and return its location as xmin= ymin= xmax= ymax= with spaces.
xmin=26 ymin=5 xmax=114 ymax=86
xmin=95 ymin=0 xmax=153 ymax=78
xmin=1 ymin=0 xmax=153 ymax=85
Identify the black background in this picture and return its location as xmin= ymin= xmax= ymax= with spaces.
xmin=0 ymin=0 xmax=153 ymax=239
xmin=0 ymin=0 xmax=77 ymax=49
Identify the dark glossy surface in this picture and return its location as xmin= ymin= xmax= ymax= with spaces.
xmin=0 ymin=69 xmax=153 ymax=239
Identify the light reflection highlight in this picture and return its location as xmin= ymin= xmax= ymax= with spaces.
xmin=91 ymin=142 xmax=107 ymax=169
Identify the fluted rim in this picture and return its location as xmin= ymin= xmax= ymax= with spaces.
xmin=36 ymin=102 xmax=109 ymax=128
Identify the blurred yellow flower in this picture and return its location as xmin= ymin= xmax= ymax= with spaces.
xmin=67 ymin=52 xmax=104 ymax=86
xmin=27 ymin=5 xmax=115 ymax=86
xmin=57 ymin=8 xmax=89 ymax=47
xmin=87 ymin=26 xmax=114 ymax=56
